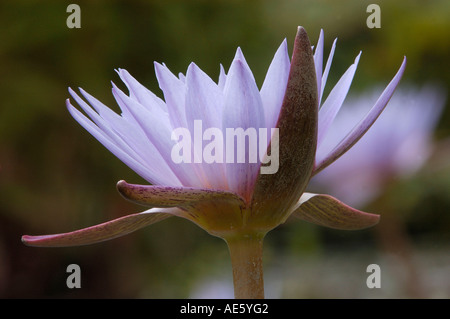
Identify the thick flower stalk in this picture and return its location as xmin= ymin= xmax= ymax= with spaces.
xmin=22 ymin=27 xmax=406 ymax=299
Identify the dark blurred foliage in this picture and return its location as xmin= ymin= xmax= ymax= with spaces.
xmin=0 ymin=0 xmax=449 ymax=298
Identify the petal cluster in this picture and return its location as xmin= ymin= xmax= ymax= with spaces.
xmin=67 ymin=41 xmax=291 ymax=202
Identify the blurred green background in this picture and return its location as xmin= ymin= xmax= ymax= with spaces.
xmin=0 ymin=0 xmax=449 ymax=298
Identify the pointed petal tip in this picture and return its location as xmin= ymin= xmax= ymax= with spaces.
xmin=400 ymin=55 xmax=407 ymax=69
xmin=68 ymin=87 xmax=77 ymax=96
xmin=233 ymin=47 xmax=246 ymax=63
xmin=394 ymin=56 xmax=407 ymax=79
xmin=110 ymin=81 xmax=119 ymax=91
xmin=355 ymin=51 xmax=362 ymax=63
xmin=153 ymin=61 xmax=164 ymax=73
xmin=186 ymin=61 xmax=197 ymax=72
xmin=277 ymin=38 xmax=288 ymax=53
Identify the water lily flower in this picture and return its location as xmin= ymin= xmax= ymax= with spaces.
xmin=22 ymin=27 xmax=406 ymax=298
xmin=312 ymin=85 xmax=445 ymax=207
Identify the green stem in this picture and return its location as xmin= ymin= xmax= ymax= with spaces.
xmin=225 ymin=233 xmax=265 ymax=299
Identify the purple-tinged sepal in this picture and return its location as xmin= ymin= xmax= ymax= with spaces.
xmin=290 ymin=193 xmax=380 ymax=230
xmin=117 ymin=180 xmax=244 ymax=208
xmin=250 ymin=26 xmax=318 ymax=227
xmin=22 ymin=208 xmax=175 ymax=247
xmin=117 ymin=180 xmax=252 ymax=238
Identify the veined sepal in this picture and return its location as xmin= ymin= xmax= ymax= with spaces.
xmin=251 ymin=26 xmax=318 ymax=226
xmin=21 ymin=208 xmax=174 ymax=247
xmin=289 ymin=192 xmax=380 ymax=230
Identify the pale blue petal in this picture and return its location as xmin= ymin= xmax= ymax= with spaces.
xmin=116 ymin=68 xmax=168 ymax=113
xmin=320 ymin=38 xmax=337 ymax=105
xmin=185 ymin=62 xmax=228 ymax=189
xmin=154 ymin=62 xmax=187 ymax=129
xmin=218 ymin=64 xmax=227 ymax=91
xmin=112 ymin=86 xmax=195 ymax=187
xmin=222 ymin=49 xmax=265 ymax=201
xmin=260 ymin=39 xmax=290 ymax=131
xmin=317 ymin=52 xmax=361 ymax=148
xmin=313 ymin=30 xmax=324 ymax=98
xmin=314 ymin=56 xmax=407 ymax=175
xmin=69 ymin=88 xmax=180 ymax=186
xmin=66 ymin=99 xmax=176 ymax=186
